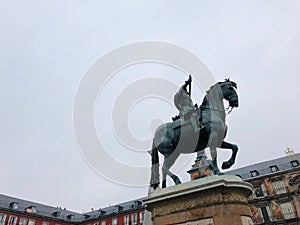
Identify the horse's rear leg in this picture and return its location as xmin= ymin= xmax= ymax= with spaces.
xmin=162 ymin=153 xmax=181 ymax=188
xmin=209 ymin=131 xmax=223 ymax=175
xmin=220 ymin=141 xmax=238 ymax=169
xmin=210 ymin=147 xmax=223 ymax=175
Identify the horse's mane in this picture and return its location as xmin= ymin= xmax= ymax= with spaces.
xmin=200 ymin=83 xmax=221 ymax=107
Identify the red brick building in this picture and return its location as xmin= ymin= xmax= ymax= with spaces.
xmin=0 ymin=195 xmax=145 ymax=225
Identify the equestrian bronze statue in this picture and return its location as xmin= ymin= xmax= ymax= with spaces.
xmin=150 ymin=77 xmax=239 ymax=189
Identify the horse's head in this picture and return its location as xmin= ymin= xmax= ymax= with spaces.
xmin=219 ymin=79 xmax=239 ymax=108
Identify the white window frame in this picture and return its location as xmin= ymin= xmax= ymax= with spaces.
xmin=280 ymin=202 xmax=296 ymax=219
xmin=42 ymin=222 xmax=49 ymax=225
xmin=112 ymin=218 xmax=117 ymax=225
xmin=19 ymin=218 xmax=27 ymax=225
xmin=0 ymin=214 xmax=7 ymax=225
xmin=8 ymin=216 xmax=18 ymax=225
xmin=131 ymin=213 xmax=137 ymax=225
xmin=124 ymin=215 xmax=129 ymax=225
xmin=139 ymin=212 xmax=145 ymax=223
xmin=101 ymin=221 xmax=106 ymax=225
xmin=28 ymin=219 xmax=35 ymax=225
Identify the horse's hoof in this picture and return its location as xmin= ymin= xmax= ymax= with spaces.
xmin=175 ymin=180 xmax=182 ymax=185
xmin=214 ymin=172 xmax=224 ymax=176
xmin=212 ymin=169 xmax=224 ymax=176
xmin=222 ymin=161 xmax=232 ymax=169
xmin=151 ymin=183 xmax=159 ymax=190
xmin=221 ymin=161 xmax=230 ymax=169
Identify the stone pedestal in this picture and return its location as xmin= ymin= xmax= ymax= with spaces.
xmin=144 ymin=175 xmax=253 ymax=225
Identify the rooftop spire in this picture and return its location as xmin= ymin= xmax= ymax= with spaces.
xmin=285 ymin=147 xmax=295 ymax=156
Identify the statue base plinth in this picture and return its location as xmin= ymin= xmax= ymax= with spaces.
xmin=144 ymin=175 xmax=253 ymax=225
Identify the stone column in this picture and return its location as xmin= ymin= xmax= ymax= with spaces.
xmin=144 ymin=175 xmax=253 ymax=225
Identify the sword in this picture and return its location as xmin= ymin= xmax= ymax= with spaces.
xmin=188 ymin=74 xmax=192 ymax=97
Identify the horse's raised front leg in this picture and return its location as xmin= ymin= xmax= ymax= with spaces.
xmin=220 ymin=141 xmax=238 ymax=169
xmin=162 ymin=152 xmax=181 ymax=188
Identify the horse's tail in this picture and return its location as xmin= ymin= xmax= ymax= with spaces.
xmin=150 ymin=143 xmax=160 ymax=189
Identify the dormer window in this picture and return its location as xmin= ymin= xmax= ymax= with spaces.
xmin=53 ymin=211 xmax=61 ymax=217
xmin=67 ymin=215 xmax=74 ymax=220
xmin=134 ymin=200 xmax=142 ymax=208
xmin=115 ymin=206 xmax=123 ymax=212
xmin=291 ymin=160 xmax=299 ymax=167
xmin=25 ymin=206 xmax=36 ymax=213
xmin=84 ymin=214 xmax=91 ymax=219
xmin=250 ymin=170 xmax=259 ymax=177
xmin=98 ymin=210 xmax=105 ymax=217
xmin=270 ymin=165 xmax=279 ymax=172
xmin=10 ymin=202 xmax=19 ymax=209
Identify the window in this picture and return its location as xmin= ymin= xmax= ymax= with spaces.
xmin=131 ymin=213 xmax=137 ymax=225
xmin=42 ymin=222 xmax=49 ymax=225
xmin=8 ymin=216 xmax=18 ymax=225
xmin=67 ymin=215 xmax=74 ymax=220
xmin=93 ymin=223 xmax=99 ymax=225
xmin=10 ymin=202 xmax=19 ymax=209
xmin=112 ymin=218 xmax=117 ymax=225
xmin=250 ymin=170 xmax=259 ymax=177
xmin=28 ymin=220 xmax=35 ymax=225
xmin=272 ymin=180 xmax=287 ymax=195
xmin=280 ymin=202 xmax=296 ymax=219
xmin=25 ymin=206 xmax=36 ymax=213
xmin=53 ymin=211 xmax=61 ymax=217
xmin=0 ymin=214 xmax=7 ymax=225
xmin=101 ymin=221 xmax=106 ymax=225
xmin=254 ymin=187 xmax=264 ymax=198
xmin=139 ymin=212 xmax=145 ymax=223
xmin=291 ymin=160 xmax=299 ymax=167
xmin=84 ymin=215 xmax=90 ymax=219
xmin=124 ymin=215 xmax=129 ymax=225
xmin=270 ymin=165 xmax=279 ymax=172
xmin=19 ymin=218 xmax=27 ymax=225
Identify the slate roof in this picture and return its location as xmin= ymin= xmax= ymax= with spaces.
xmin=0 ymin=194 xmax=145 ymax=223
xmin=226 ymin=153 xmax=300 ymax=180
xmin=83 ymin=198 xmax=145 ymax=221
xmin=0 ymin=194 xmax=84 ymax=222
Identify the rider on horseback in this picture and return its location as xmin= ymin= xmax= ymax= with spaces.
xmin=173 ymin=75 xmax=202 ymax=133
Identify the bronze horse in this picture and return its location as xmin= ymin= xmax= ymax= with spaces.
xmin=150 ymin=79 xmax=239 ymax=189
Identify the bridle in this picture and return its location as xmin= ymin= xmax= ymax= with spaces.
xmin=220 ymin=81 xmax=238 ymax=115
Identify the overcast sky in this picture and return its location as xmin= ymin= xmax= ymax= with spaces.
xmin=1 ymin=0 xmax=300 ymax=212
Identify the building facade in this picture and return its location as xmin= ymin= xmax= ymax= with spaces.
xmin=1 ymin=151 xmax=300 ymax=225
xmin=227 ymin=150 xmax=300 ymax=224
xmin=0 ymin=195 xmax=145 ymax=225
